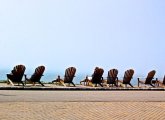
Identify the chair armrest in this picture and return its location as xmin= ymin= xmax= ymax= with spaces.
xmin=6 ymin=73 xmax=12 ymax=75
xmin=138 ymin=77 xmax=146 ymax=79
xmin=137 ymin=77 xmax=146 ymax=81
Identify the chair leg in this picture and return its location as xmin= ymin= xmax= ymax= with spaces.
xmin=95 ymin=84 xmax=97 ymax=87
xmin=60 ymin=80 xmax=66 ymax=87
xmin=150 ymin=83 xmax=155 ymax=87
xmin=129 ymin=83 xmax=133 ymax=88
xmin=138 ymin=79 xmax=140 ymax=87
xmin=72 ymin=82 xmax=76 ymax=87
xmin=21 ymin=81 xmax=24 ymax=86
xmin=116 ymin=79 xmax=118 ymax=87
xmin=24 ymin=80 xmax=26 ymax=85
xmin=39 ymin=81 xmax=44 ymax=86
xmin=8 ymin=79 xmax=14 ymax=86
xmin=115 ymin=83 xmax=118 ymax=87
xmin=99 ymin=83 xmax=103 ymax=87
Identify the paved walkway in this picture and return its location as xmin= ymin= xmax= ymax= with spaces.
xmin=1 ymin=90 xmax=165 ymax=102
xmin=1 ymin=102 xmax=165 ymax=120
xmin=0 ymin=91 xmax=165 ymax=120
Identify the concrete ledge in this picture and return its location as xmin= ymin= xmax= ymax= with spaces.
xmin=0 ymin=83 xmax=164 ymax=91
xmin=0 ymin=86 xmax=165 ymax=91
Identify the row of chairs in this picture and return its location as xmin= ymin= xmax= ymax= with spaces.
xmin=5 ymin=64 xmax=165 ymax=87
xmin=80 ymin=67 xmax=161 ymax=87
xmin=6 ymin=64 xmax=76 ymax=87
xmin=80 ymin=68 xmax=134 ymax=87
xmin=7 ymin=65 xmax=45 ymax=86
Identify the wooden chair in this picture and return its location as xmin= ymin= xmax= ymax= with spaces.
xmin=118 ymin=69 xmax=134 ymax=87
xmin=107 ymin=69 xmax=118 ymax=87
xmin=25 ymin=66 xmax=45 ymax=86
xmin=138 ymin=70 xmax=156 ymax=87
xmin=88 ymin=67 xmax=104 ymax=87
xmin=7 ymin=64 xmax=26 ymax=86
xmin=52 ymin=67 xmax=76 ymax=87
xmin=153 ymin=75 xmax=165 ymax=87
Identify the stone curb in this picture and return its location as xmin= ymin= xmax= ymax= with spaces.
xmin=0 ymin=86 xmax=165 ymax=91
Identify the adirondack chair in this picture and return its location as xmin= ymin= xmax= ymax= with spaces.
xmin=7 ymin=64 xmax=26 ymax=86
xmin=118 ymin=69 xmax=134 ymax=87
xmin=152 ymin=75 xmax=164 ymax=87
xmin=138 ymin=70 xmax=156 ymax=87
xmin=25 ymin=66 xmax=45 ymax=86
xmin=107 ymin=69 xmax=118 ymax=87
xmin=52 ymin=67 xmax=76 ymax=87
xmin=89 ymin=67 xmax=104 ymax=87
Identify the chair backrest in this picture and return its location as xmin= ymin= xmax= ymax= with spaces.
xmin=13 ymin=64 xmax=26 ymax=81
xmin=107 ymin=69 xmax=118 ymax=84
xmin=34 ymin=66 xmax=45 ymax=75
xmin=64 ymin=67 xmax=76 ymax=83
xmin=30 ymin=66 xmax=45 ymax=82
xmin=91 ymin=67 xmax=104 ymax=84
xmin=145 ymin=70 xmax=156 ymax=84
xmin=123 ymin=69 xmax=134 ymax=84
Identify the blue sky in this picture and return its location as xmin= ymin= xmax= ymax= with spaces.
xmin=0 ymin=0 xmax=165 ymax=79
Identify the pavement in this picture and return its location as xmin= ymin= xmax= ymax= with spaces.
xmin=1 ymin=90 xmax=165 ymax=120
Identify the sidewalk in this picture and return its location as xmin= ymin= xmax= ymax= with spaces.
xmin=1 ymin=102 xmax=165 ymax=120
xmin=0 ymin=90 xmax=165 ymax=120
